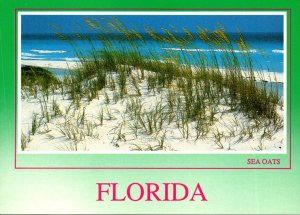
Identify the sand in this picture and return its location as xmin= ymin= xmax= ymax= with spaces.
xmin=21 ymin=60 xmax=79 ymax=70
xmin=19 ymin=60 xmax=285 ymax=153
xmin=22 ymin=60 xmax=284 ymax=83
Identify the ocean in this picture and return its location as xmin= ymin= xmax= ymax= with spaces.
xmin=21 ymin=32 xmax=284 ymax=97
xmin=21 ymin=32 xmax=284 ymax=73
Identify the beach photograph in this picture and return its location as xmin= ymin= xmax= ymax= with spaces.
xmin=19 ymin=12 xmax=286 ymax=153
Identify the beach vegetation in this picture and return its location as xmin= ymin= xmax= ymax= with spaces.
xmin=21 ymin=17 xmax=284 ymax=151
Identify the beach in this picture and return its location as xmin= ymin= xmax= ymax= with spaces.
xmin=20 ymin=59 xmax=285 ymax=153
xmin=21 ymin=60 xmax=79 ymax=70
xmin=22 ymin=60 xmax=284 ymax=83
xmin=19 ymin=16 xmax=285 ymax=153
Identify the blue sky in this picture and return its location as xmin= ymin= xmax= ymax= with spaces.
xmin=22 ymin=15 xmax=284 ymax=34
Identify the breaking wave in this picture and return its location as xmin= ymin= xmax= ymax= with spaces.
xmin=30 ymin=49 xmax=67 ymax=54
xmin=162 ymin=47 xmax=257 ymax=53
xmin=272 ymin=49 xmax=284 ymax=54
xmin=21 ymin=56 xmax=46 ymax=60
xmin=21 ymin=52 xmax=41 ymax=57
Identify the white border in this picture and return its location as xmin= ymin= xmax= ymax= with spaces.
xmin=17 ymin=11 xmax=287 ymax=154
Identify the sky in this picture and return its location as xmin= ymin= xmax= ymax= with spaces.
xmin=21 ymin=15 xmax=284 ymax=35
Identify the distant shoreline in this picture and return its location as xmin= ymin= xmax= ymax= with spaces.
xmin=21 ymin=60 xmax=79 ymax=70
xmin=21 ymin=59 xmax=284 ymax=83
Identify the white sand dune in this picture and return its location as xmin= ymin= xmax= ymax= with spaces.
xmin=19 ymin=65 xmax=285 ymax=153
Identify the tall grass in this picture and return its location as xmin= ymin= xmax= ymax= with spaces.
xmin=21 ymin=17 xmax=284 ymax=151
xmin=21 ymin=132 xmax=31 ymax=151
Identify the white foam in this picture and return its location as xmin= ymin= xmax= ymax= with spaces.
xmin=21 ymin=52 xmax=41 ymax=57
xmin=21 ymin=56 xmax=46 ymax=60
xmin=272 ymin=49 xmax=284 ymax=54
xmin=63 ymin=57 xmax=80 ymax=61
xmin=162 ymin=47 xmax=257 ymax=53
xmin=30 ymin=49 xmax=67 ymax=54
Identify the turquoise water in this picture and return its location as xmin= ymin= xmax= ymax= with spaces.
xmin=24 ymin=33 xmax=284 ymax=98
xmin=22 ymin=32 xmax=284 ymax=73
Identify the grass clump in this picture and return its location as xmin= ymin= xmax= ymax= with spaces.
xmin=21 ymin=17 xmax=284 ymax=151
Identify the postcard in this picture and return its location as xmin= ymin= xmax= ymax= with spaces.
xmin=0 ymin=1 xmax=299 ymax=214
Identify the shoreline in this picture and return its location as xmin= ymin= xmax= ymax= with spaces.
xmin=21 ymin=60 xmax=79 ymax=70
xmin=21 ymin=59 xmax=284 ymax=83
